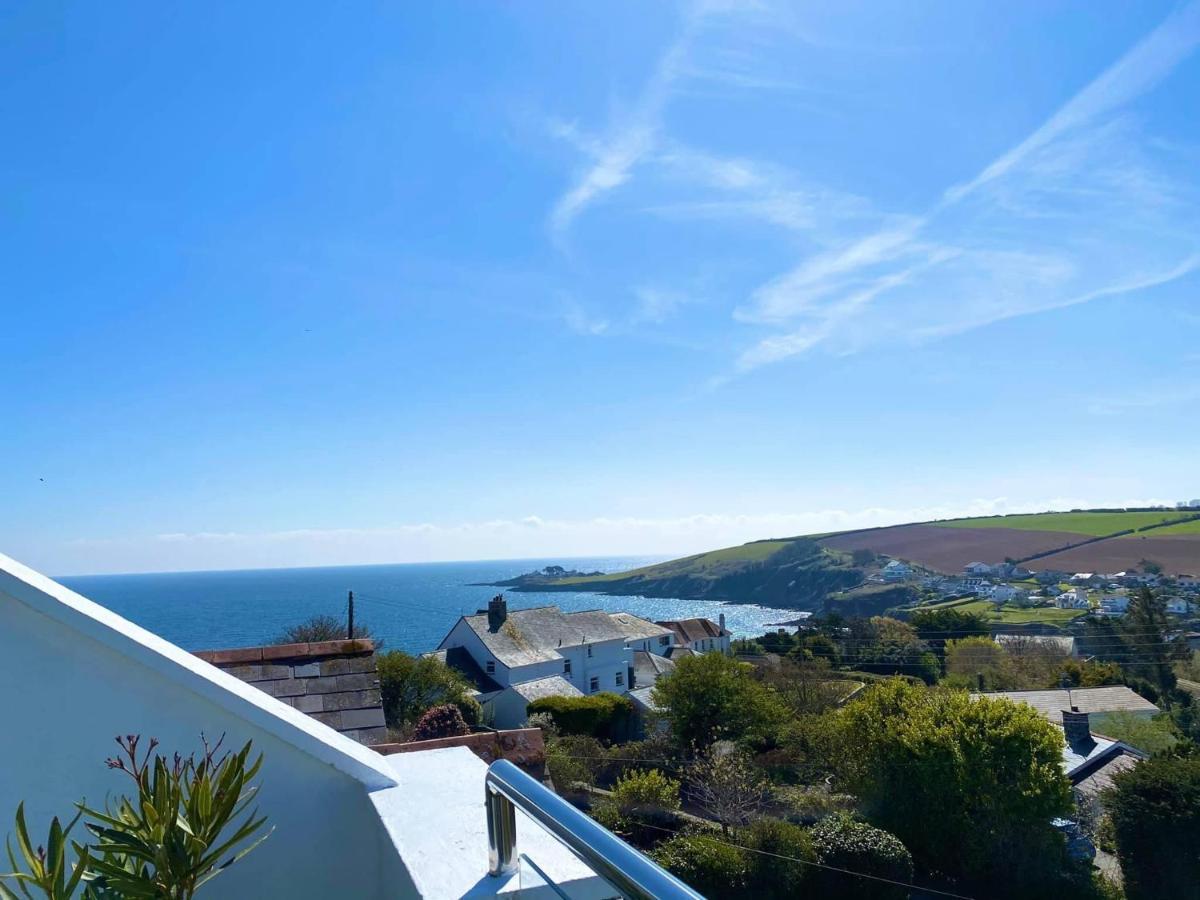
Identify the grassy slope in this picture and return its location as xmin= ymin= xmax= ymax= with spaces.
xmin=935 ymin=511 xmax=1190 ymax=536
xmin=938 ymin=598 xmax=1086 ymax=625
xmin=1120 ymin=517 xmax=1200 ymax=536
xmin=550 ymin=540 xmax=794 ymax=585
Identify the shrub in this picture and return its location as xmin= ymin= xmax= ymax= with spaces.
xmin=593 ymin=769 xmax=681 ymax=835
xmin=809 ymin=813 xmax=913 ymax=899
xmin=545 ymin=734 xmax=605 ymax=791
xmin=274 ymin=614 xmax=372 ymax=644
xmin=376 ymin=650 xmax=475 ymax=729
xmin=413 ymin=704 xmax=469 ymax=741
xmin=454 ymin=693 xmax=482 ymax=727
xmin=526 ymin=693 xmax=633 ymax=741
xmin=1 ymin=734 xmax=271 ymax=900
xmin=739 ymin=818 xmax=814 ymax=899
xmin=652 ymin=833 xmax=750 ymax=898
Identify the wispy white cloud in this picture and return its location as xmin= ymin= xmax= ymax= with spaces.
xmin=733 ymin=1 xmax=1200 ymax=371
xmin=57 ymin=496 xmax=1170 ymax=574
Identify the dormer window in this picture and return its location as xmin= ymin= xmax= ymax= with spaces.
xmin=486 ymin=660 xmax=495 ymax=674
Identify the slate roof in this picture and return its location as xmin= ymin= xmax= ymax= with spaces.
xmin=664 ymin=646 xmax=697 ymax=660
xmin=423 ymin=646 xmax=503 ymax=695
xmin=656 ymin=617 xmax=729 ymax=644
xmin=1073 ymin=750 xmax=1142 ymax=798
xmin=511 ymin=675 xmax=583 ymax=703
xmin=628 ymin=686 xmax=662 ymax=713
xmin=971 ymin=686 xmax=1159 ymax=724
xmin=1059 ymin=725 xmax=1147 ymax=789
xmin=462 ymin=606 xmax=629 ymax=667
xmin=194 ymin=640 xmax=387 ymax=746
xmin=608 ymin=612 xmax=673 ymax=643
xmin=632 ymin=649 xmax=676 ymax=688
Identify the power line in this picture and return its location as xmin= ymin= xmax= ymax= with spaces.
xmin=633 ymin=820 xmax=977 ymax=900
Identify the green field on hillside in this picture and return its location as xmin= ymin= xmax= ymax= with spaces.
xmin=936 ymin=511 xmax=1189 ymax=536
xmin=551 ymin=539 xmax=793 ymax=584
xmin=925 ymin=598 xmax=1087 ymax=625
xmin=1121 ymin=517 xmax=1200 ymax=536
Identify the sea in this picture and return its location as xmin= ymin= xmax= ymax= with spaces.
xmin=58 ymin=557 xmax=805 ymax=655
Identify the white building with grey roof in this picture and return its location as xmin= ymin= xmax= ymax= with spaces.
xmin=434 ymin=596 xmax=670 ymax=727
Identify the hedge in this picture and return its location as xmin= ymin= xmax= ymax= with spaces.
xmin=527 ymin=692 xmax=634 ymax=741
xmin=809 ymin=813 xmax=913 ymax=900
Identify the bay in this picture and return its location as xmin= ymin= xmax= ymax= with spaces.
xmin=58 ymin=557 xmax=804 ymax=655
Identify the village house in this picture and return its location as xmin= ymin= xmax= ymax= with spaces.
xmin=971 ymin=686 xmax=1159 ymax=725
xmin=1167 ymin=596 xmax=1192 ymax=615
xmin=1055 ymin=587 xmax=1091 ymax=610
xmin=964 ymin=561 xmax=995 ymax=576
xmin=986 ymin=584 xmax=1021 ymax=604
xmin=0 ymin=554 xmax=659 ymax=899
xmin=882 ymin=559 xmax=913 ymax=582
xmin=1098 ymin=593 xmax=1130 ymax=616
xmin=434 ymin=596 xmax=644 ymax=728
xmin=656 ymin=615 xmax=732 ymax=655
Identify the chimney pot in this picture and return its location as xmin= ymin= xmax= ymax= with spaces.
xmin=487 ymin=594 xmax=507 ymax=631
xmin=1062 ymin=709 xmax=1092 ymax=748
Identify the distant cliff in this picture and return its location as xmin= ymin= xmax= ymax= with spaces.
xmin=488 ymin=538 xmax=864 ymax=610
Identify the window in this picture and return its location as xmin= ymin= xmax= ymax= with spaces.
xmin=659 ymin=636 xmax=670 ymax=646
xmin=587 ymin=645 xmax=593 ymax=658
xmin=615 ymin=672 xmax=624 ymax=686
xmin=589 ymin=676 xmax=599 ymax=693
xmin=485 ymin=660 xmax=495 ymax=674
xmin=564 ymin=659 xmax=572 ymax=676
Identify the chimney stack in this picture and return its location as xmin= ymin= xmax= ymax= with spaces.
xmin=1062 ymin=707 xmax=1092 ymax=748
xmin=487 ymin=594 xmax=507 ymax=631
xmin=719 ymin=613 xmax=726 ymax=633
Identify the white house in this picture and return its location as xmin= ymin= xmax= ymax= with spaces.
xmin=1056 ymin=587 xmax=1091 ymax=610
xmin=1099 ymin=594 xmax=1130 ymax=616
xmin=964 ymin=562 xmax=995 ymax=576
xmin=987 ymin=584 xmax=1021 ymax=604
xmin=0 ymin=553 xmax=625 ymax=899
xmin=435 ymin=597 xmax=639 ymax=727
xmin=882 ymin=560 xmax=913 ymax=582
xmin=608 ymin=611 xmax=675 ymax=655
xmin=655 ymin=616 xmax=732 ymax=655
xmin=1167 ymin=597 xmax=1192 ymax=615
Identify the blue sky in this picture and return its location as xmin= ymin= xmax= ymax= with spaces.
xmin=3 ymin=1 xmax=1200 ymax=575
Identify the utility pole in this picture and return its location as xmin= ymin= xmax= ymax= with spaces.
xmin=347 ymin=590 xmax=355 ymax=640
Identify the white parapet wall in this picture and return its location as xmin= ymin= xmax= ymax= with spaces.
xmin=0 ymin=553 xmax=417 ymax=899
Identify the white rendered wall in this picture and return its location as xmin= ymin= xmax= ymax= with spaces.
xmin=0 ymin=575 xmax=415 ymax=900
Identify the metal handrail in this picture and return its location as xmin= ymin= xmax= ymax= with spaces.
xmin=485 ymin=759 xmax=704 ymax=900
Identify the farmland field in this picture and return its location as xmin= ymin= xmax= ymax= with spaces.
xmin=818 ymin=523 xmax=1086 ymax=573
xmin=936 ymin=511 xmax=1190 ymax=536
xmin=1030 ymin=534 xmax=1200 ymax=575
xmin=1122 ymin=517 xmax=1200 ymax=536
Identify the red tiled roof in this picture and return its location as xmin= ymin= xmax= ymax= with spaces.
xmin=655 ymin=618 xmax=727 ymax=644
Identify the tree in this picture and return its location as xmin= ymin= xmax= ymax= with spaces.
xmin=686 ymin=751 xmax=769 ymax=834
xmin=1123 ymin=587 xmax=1183 ymax=697
xmin=273 ymin=613 xmax=371 ymax=644
xmin=831 ymin=681 xmax=1072 ymax=890
xmin=908 ymin=608 xmax=989 ymax=668
xmin=851 ymin=548 xmax=877 ymax=567
xmin=376 ymin=650 xmax=476 ymax=729
xmin=945 ymin=636 xmax=1012 ymax=690
xmin=651 ymin=652 xmax=787 ymax=751
xmin=846 ymin=617 xmax=938 ymax=683
xmin=1106 ymin=753 xmax=1200 ymax=899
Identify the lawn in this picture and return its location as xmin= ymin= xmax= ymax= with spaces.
xmin=935 ymin=511 xmax=1191 ymax=537
xmin=948 ymin=599 xmax=1087 ymax=625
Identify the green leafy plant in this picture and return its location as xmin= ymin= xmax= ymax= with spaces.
xmin=2 ymin=735 xmax=270 ymax=900
xmin=0 ymin=805 xmax=91 ymax=900
xmin=79 ymin=734 xmax=271 ymax=899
